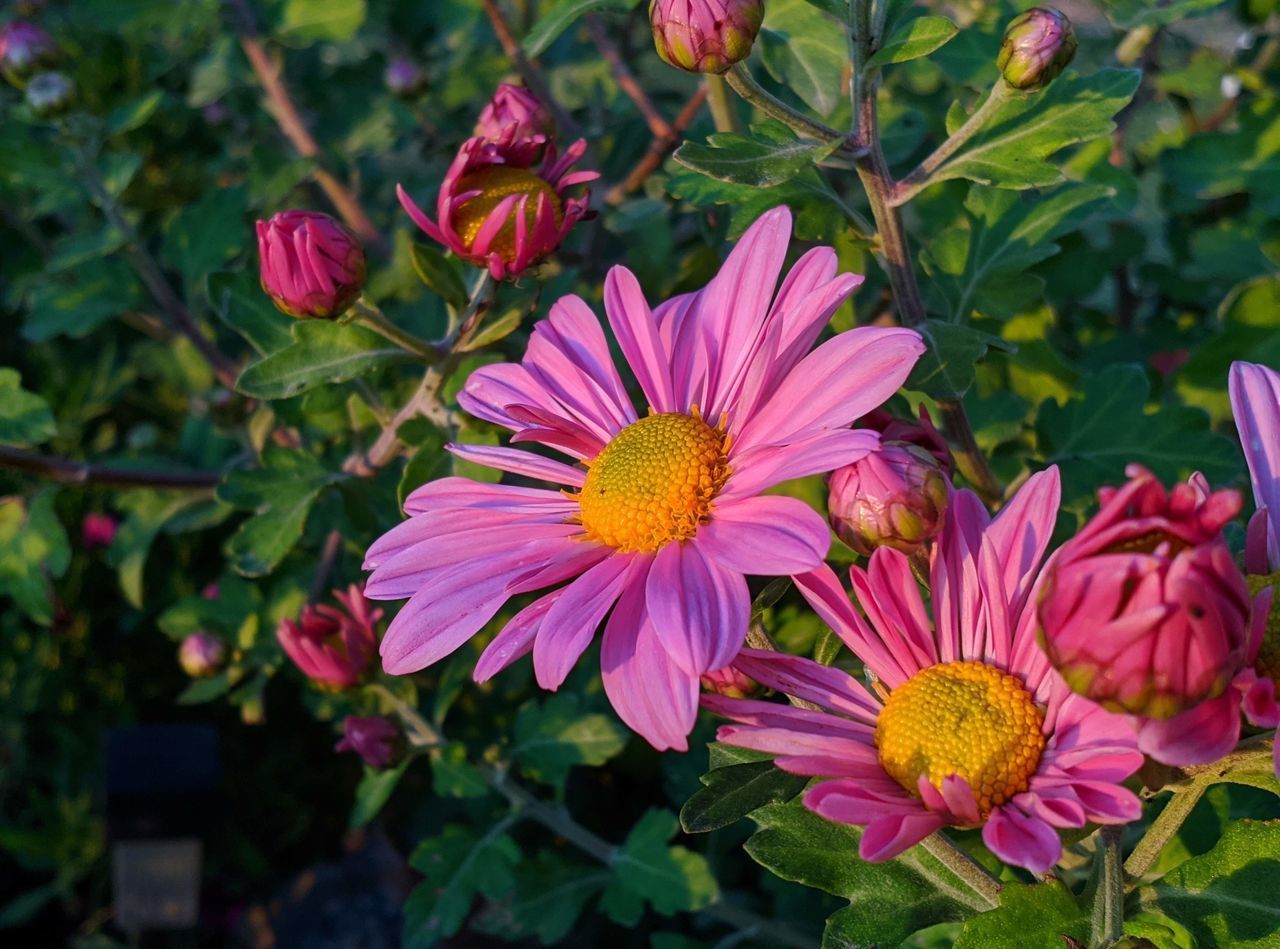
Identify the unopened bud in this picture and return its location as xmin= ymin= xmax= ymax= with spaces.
xmin=0 ymin=20 xmax=60 ymax=85
xmin=24 ymin=69 xmax=74 ymax=117
xmin=384 ymin=56 xmax=427 ymax=99
xmin=256 ymin=210 xmax=366 ymax=319
xmin=179 ymin=632 xmax=226 ymax=678
xmin=828 ymin=443 xmax=950 ymax=557
xmin=997 ymin=8 xmax=1076 ymax=90
xmin=649 ymin=0 xmax=764 ymax=75
xmin=700 ymin=666 xmax=760 ymax=699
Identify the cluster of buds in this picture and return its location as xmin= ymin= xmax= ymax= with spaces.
xmin=997 ymin=7 xmax=1077 ymax=90
xmin=399 ymin=83 xmax=596 ymax=280
xmin=827 ymin=408 xmax=952 ymax=558
xmin=1038 ymin=466 xmax=1260 ymax=765
xmin=179 ymin=632 xmax=227 ymax=678
xmin=649 ymin=0 xmax=764 ymax=74
xmin=277 ymin=584 xmax=383 ymax=690
xmin=335 ymin=715 xmax=401 ymax=769
xmin=256 ymin=210 xmax=367 ymax=319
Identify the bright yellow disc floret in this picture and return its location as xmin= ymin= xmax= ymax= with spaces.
xmin=875 ymin=660 xmax=1046 ymax=819
xmin=578 ymin=412 xmax=730 ymax=553
xmin=452 ymin=166 xmax=562 ymax=265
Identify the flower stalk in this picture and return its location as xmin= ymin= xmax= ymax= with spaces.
xmin=919 ymin=832 xmax=1003 ymax=909
xmin=1124 ymin=784 xmax=1206 ymax=881
xmin=351 ymin=299 xmax=440 ymax=362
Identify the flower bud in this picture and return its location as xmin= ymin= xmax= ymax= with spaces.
xmin=860 ymin=406 xmax=953 ymax=477
xmin=997 ymin=7 xmax=1076 ymax=90
xmin=81 ymin=512 xmax=118 ymax=550
xmin=384 ymin=56 xmax=427 ymax=99
xmin=179 ymin=632 xmax=226 ymax=678
xmin=277 ymin=584 xmax=382 ymax=690
xmin=256 ymin=210 xmax=367 ymax=319
xmin=335 ymin=715 xmax=400 ymax=769
xmin=475 ymin=82 xmax=553 ymax=141
xmin=649 ymin=0 xmax=764 ymax=75
xmin=700 ymin=665 xmax=760 ymax=699
xmin=0 ymin=20 xmax=60 ymax=85
xmin=828 ymin=443 xmax=950 ymax=557
xmin=24 ymin=70 xmax=74 ymax=117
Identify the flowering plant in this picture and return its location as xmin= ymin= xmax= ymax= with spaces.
xmin=2 ymin=1 xmax=1277 ymax=946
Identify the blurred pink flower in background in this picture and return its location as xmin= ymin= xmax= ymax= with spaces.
xmin=335 ymin=716 xmax=399 ymax=769
xmin=81 ymin=513 xmax=118 ymax=550
xmin=0 ymin=20 xmax=60 ymax=83
xmin=256 ymin=210 xmax=367 ymax=319
xmin=179 ymin=632 xmax=226 ymax=678
xmin=277 ymin=584 xmax=383 ymax=690
xmin=384 ymin=55 xmax=427 ymax=99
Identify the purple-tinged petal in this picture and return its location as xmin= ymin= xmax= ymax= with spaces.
xmin=982 ymin=807 xmax=1062 ymax=875
xmin=446 ymin=443 xmax=586 ymax=487
xmin=1135 ymin=690 xmax=1243 ymax=766
xmin=533 ymin=554 xmax=640 ymax=689
xmin=722 ymin=428 xmax=880 ymax=499
xmin=1230 ymin=361 xmax=1280 ymax=570
xmin=603 ymin=266 xmax=676 ymax=413
xmin=647 ymin=540 xmax=749 ymax=676
xmin=474 ymin=590 xmax=563 ymax=683
xmin=698 ymin=495 xmax=830 ymax=575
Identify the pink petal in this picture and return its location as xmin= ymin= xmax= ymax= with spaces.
xmin=986 ymin=467 xmax=1062 ymax=615
xmin=795 ymin=565 xmax=913 ymax=688
xmin=730 ymin=649 xmax=881 ymax=722
xmin=603 ymin=266 xmax=675 ymax=413
xmin=474 ymin=589 xmax=562 ymax=683
xmin=446 ymin=443 xmax=586 ymax=487
xmin=982 ymin=807 xmax=1062 ymax=875
xmin=697 ymin=495 xmax=831 ymax=576
xmin=722 ymin=428 xmax=880 ymax=499
xmin=647 ymin=540 xmax=749 ymax=676
xmin=861 ymin=813 xmax=947 ymax=861
xmin=1230 ymin=361 xmax=1280 ymax=570
xmin=1135 ymin=690 xmax=1243 ymax=766
xmin=533 ymin=554 xmax=640 ymax=689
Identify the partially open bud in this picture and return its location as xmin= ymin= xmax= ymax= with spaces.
xmin=256 ymin=210 xmax=367 ymax=319
xmin=474 ymin=82 xmax=553 ymax=146
xmin=24 ymin=70 xmax=74 ymax=117
xmin=335 ymin=715 xmax=400 ymax=769
xmin=649 ymin=0 xmax=764 ymax=75
xmin=179 ymin=632 xmax=226 ymax=678
xmin=828 ymin=442 xmax=950 ymax=557
xmin=277 ymin=584 xmax=382 ymax=690
xmin=384 ymin=56 xmax=427 ymax=99
xmin=997 ymin=8 xmax=1076 ymax=90
xmin=700 ymin=665 xmax=760 ymax=699
xmin=0 ymin=20 xmax=60 ymax=86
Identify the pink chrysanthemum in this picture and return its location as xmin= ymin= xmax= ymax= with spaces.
xmin=705 ymin=469 xmax=1143 ymax=874
xmin=397 ymin=128 xmax=596 ymax=281
xmin=277 ymin=584 xmax=384 ymax=690
xmin=364 ymin=208 xmax=925 ymax=750
xmin=1229 ymin=360 xmax=1280 ymax=773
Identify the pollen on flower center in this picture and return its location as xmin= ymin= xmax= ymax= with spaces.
xmin=578 ymin=412 xmax=730 ymax=553
xmin=452 ymin=166 xmax=563 ymax=265
xmin=875 ymin=660 xmax=1046 ymax=819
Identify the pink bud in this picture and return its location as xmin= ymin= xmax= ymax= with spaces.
xmin=860 ymin=406 xmax=953 ymax=477
xmin=828 ymin=443 xmax=950 ymax=557
xmin=997 ymin=7 xmax=1077 ymax=90
xmin=384 ymin=56 xmax=427 ymax=99
xmin=649 ymin=0 xmax=764 ymax=75
xmin=474 ymin=82 xmax=553 ymax=146
xmin=179 ymin=632 xmax=226 ymax=678
xmin=0 ymin=20 xmax=60 ymax=84
xmin=277 ymin=584 xmax=382 ymax=690
xmin=256 ymin=210 xmax=367 ymax=319
xmin=81 ymin=513 xmax=118 ymax=550
xmin=335 ymin=716 xmax=400 ymax=769
xmin=700 ymin=665 xmax=760 ymax=699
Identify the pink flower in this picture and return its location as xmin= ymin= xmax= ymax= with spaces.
xmin=650 ymin=0 xmax=765 ymax=75
xmin=828 ymin=442 xmax=950 ymax=557
xmin=364 ymin=208 xmax=924 ymax=751
xmin=0 ymin=20 xmax=60 ymax=83
xmin=81 ymin=513 xmax=118 ymax=550
xmin=700 ymin=665 xmax=759 ymax=699
xmin=335 ymin=716 xmax=399 ymax=769
xmin=861 ymin=406 xmax=953 ymax=475
xmin=397 ymin=130 xmax=595 ymax=280
xmin=1230 ymin=361 xmax=1280 ymax=773
xmin=277 ymin=584 xmax=383 ymax=690
xmin=474 ymin=83 xmax=554 ymax=164
xmin=996 ymin=7 xmax=1077 ymax=90
xmin=256 ymin=210 xmax=367 ymax=319
xmin=179 ymin=632 xmax=226 ymax=678
xmin=1038 ymin=466 xmax=1257 ymax=766
xmin=706 ymin=469 xmax=1142 ymax=874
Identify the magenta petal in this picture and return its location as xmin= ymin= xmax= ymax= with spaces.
xmin=860 ymin=813 xmax=947 ymax=862
xmin=603 ymin=265 xmax=676 ymax=413
xmin=722 ymin=428 xmax=880 ymax=499
xmin=474 ymin=589 xmax=562 ymax=683
xmin=982 ymin=807 xmax=1062 ymax=875
xmin=698 ymin=495 xmax=831 ymax=575
xmin=647 ymin=540 xmax=749 ymax=676
xmin=533 ymin=554 xmax=639 ymax=690
xmin=938 ymin=775 xmax=981 ymax=825
xmin=1135 ymin=690 xmax=1243 ymax=766
xmin=447 ymin=443 xmax=586 ymax=487
xmin=1230 ymin=361 xmax=1280 ymax=570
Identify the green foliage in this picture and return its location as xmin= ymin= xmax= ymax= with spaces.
xmin=511 ymin=693 xmax=629 ymax=786
xmin=0 ymin=370 xmax=55 ymax=447
xmin=953 ymin=881 xmax=1089 ymax=948
xmin=759 ymin=0 xmax=849 ymax=116
xmin=403 ymin=821 xmax=522 ymax=947
xmin=867 ymin=15 xmax=958 ymax=69
xmin=680 ymin=759 xmax=809 ymax=833
xmin=608 ymin=810 xmax=719 ymax=916
xmin=675 ymin=130 xmax=840 ymax=188
xmin=236 ymin=322 xmax=408 ymax=399
xmin=0 ymin=493 xmax=69 ymax=625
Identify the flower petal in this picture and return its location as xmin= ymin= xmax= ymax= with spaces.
xmin=604 ymin=265 xmax=676 ymax=413
xmin=473 ymin=589 xmax=562 ymax=683
xmin=1135 ymin=690 xmax=1243 ymax=766
xmin=1231 ymin=361 xmax=1280 ymax=570
xmin=533 ymin=554 xmax=640 ymax=689
xmin=647 ymin=540 xmax=749 ymax=676
xmin=982 ymin=807 xmax=1062 ymax=875
xmin=698 ymin=495 xmax=831 ymax=576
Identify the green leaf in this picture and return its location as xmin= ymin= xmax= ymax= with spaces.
xmin=236 ymin=322 xmax=406 ymax=399
xmin=410 ymin=243 xmax=469 ymax=310
xmin=611 ymin=810 xmax=719 ymax=916
xmin=931 ymin=70 xmax=1140 ymax=191
xmin=278 ymin=0 xmax=367 ymax=44
xmin=0 ymin=370 xmax=55 ymax=447
xmin=867 ymin=15 xmax=957 ymax=69
xmin=1131 ymin=821 xmax=1280 ymax=948
xmin=1178 ymin=276 xmax=1280 ymax=423
xmin=1103 ymin=0 xmax=1226 ymax=28
xmin=474 ymin=853 xmax=609 ymax=944
xmin=759 ymin=0 xmax=849 ymax=117
xmin=175 ymin=671 xmax=235 ymax=705
xmin=1036 ymin=364 xmax=1241 ymax=507
xmin=458 ymin=308 xmax=523 ymax=352
xmin=907 ymin=320 xmax=1012 ymax=399
xmin=396 ymin=421 xmax=449 ymax=509
xmin=523 ymin=0 xmax=641 ymax=58
xmin=675 ymin=131 xmax=840 ymax=187
xmin=23 ymin=259 xmax=142 ymax=343
xmin=162 ymin=185 xmax=247 ymax=284
xmin=404 ymin=822 xmax=521 ymax=947
xmin=0 ymin=492 xmax=70 ymax=625
xmin=431 ymin=743 xmax=490 ymax=799
xmin=206 ymin=271 xmax=295 ymax=357
xmin=953 ymin=881 xmax=1088 ymax=948
xmin=744 ymin=799 xmax=979 ymax=945
xmin=107 ymin=90 xmax=165 ymax=135
xmin=511 ymin=694 xmax=629 ymax=786
xmin=108 ymin=491 xmax=206 ymax=608
xmin=350 ymin=759 xmax=412 ymax=828
xmin=681 ymin=761 xmax=809 ymax=833
xmin=216 ymin=447 xmax=342 ymax=577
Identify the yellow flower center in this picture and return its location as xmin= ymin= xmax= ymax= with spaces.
xmin=453 ymin=166 xmax=563 ymax=265
xmin=875 ymin=660 xmax=1046 ymax=819
xmin=578 ymin=412 xmax=730 ymax=553
xmin=1248 ymin=573 xmax=1280 ymax=683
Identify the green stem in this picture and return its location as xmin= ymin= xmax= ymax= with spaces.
xmin=724 ymin=63 xmax=855 ymax=149
xmin=1099 ymin=825 xmax=1126 ymax=944
xmin=352 ymin=298 xmax=440 ymax=362
xmin=704 ymin=74 xmax=743 ymax=134
xmin=918 ymin=832 xmax=1003 ymax=909
xmin=370 ymin=682 xmax=444 ymax=747
xmin=891 ymin=81 xmax=1011 ymax=207
xmin=1123 ymin=785 xmax=1206 ymax=881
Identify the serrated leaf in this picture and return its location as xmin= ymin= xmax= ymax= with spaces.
xmin=867 ymin=15 xmax=957 ymax=69
xmin=0 ymin=369 xmax=55 ymax=447
xmin=206 ymin=271 xmax=295 ymax=357
xmin=236 ymin=322 xmax=406 ymax=399
xmin=278 ymin=0 xmax=367 ymax=44
xmin=1131 ymin=821 xmax=1280 ymax=948
xmin=523 ymin=0 xmax=641 ymax=57
xmin=410 ymin=243 xmax=469 ymax=310
xmin=611 ymin=810 xmax=719 ymax=916
xmin=431 ymin=743 xmax=490 ymax=799
xmin=907 ymin=320 xmax=1012 ymax=399
xmin=511 ymin=694 xmax=629 ymax=786
xmin=350 ymin=759 xmax=411 ymax=828
xmin=404 ymin=822 xmax=521 ymax=947
xmin=953 ymin=881 xmax=1088 ymax=948
xmin=930 ymin=70 xmax=1140 ymax=191
xmin=675 ymin=132 xmax=840 ymax=187
xmin=681 ymin=760 xmax=809 ymax=833
xmin=474 ymin=853 xmax=608 ymax=944
xmin=759 ymin=0 xmax=849 ymax=117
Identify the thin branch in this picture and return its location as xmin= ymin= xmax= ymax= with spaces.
xmin=226 ymin=0 xmax=388 ymax=256
xmin=704 ymin=74 xmax=743 ymax=134
xmin=0 ymin=447 xmax=219 ymax=490
xmin=308 ymin=529 xmax=344 ymax=603
xmin=1097 ymin=825 xmax=1126 ymax=944
xmin=918 ymin=832 xmax=1002 ymax=909
xmin=725 ymin=64 xmax=854 ymax=148
xmin=480 ymin=0 xmax=579 ymax=136
xmin=1124 ymin=785 xmax=1206 ymax=881
xmin=585 ymin=14 xmax=671 ymax=140
xmin=606 ymin=88 xmax=707 ymax=204
xmin=891 ymin=82 xmax=1011 ymax=207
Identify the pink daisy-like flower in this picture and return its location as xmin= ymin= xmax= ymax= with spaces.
xmin=364 ymin=207 xmax=925 ymax=750
xmin=396 ymin=127 xmax=596 ymax=281
xmin=705 ymin=468 xmax=1144 ymax=874
xmin=1229 ymin=360 xmax=1280 ymax=773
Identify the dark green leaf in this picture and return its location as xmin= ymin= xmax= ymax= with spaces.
xmin=206 ymin=271 xmax=295 ymax=357
xmin=108 ymin=491 xmax=207 ymax=608
xmin=396 ymin=421 xmax=449 ymax=509
xmin=1103 ymin=0 xmax=1226 ymax=28
xmin=511 ymin=694 xmax=629 ymax=786
xmin=404 ymin=822 xmax=521 ymax=947
xmin=953 ymin=881 xmax=1088 ymax=948
xmin=675 ymin=132 xmax=840 ymax=188
xmin=0 ymin=492 xmax=70 ymax=625
xmin=0 ymin=370 xmax=55 ymax=446
xmin=278 ymin=0 xmax=367 ymax=44
xmin=410 ymin=243 xmax=469 ymax=310
xmin=680 ymin=761 xmax=809 ymax=833
xmin=236 ymin=322 xmax=406 ymax=399
xmin=759 ymin=0 xmax=848 ymax=117
xmin=866 ymin=15 xmax=958 ymax=69
xmin=523 ymin=0 xmax=641 ymax=58
xmin=474 ymin=853 xmax=609 ymax=944
xmin=907 ymin=320 xmax=1012 ymax=399
xmin=611 ymin=809 xmax=719 ymax=916
xmin=431 ymin=743 xmax=490 ymax=799
xmin=162 ymin=185 xmax=247 ymax=283
xmin=350 ymin=759 xmax=412 ymax=828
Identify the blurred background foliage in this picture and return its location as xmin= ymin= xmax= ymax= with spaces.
xmin=1 ymin=0 xmax=1279 ymax=945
